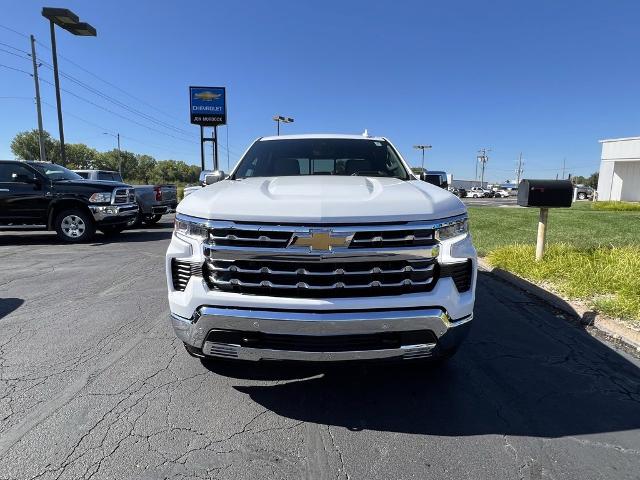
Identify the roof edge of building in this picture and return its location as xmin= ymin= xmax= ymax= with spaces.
xmin=599 ymin=136 xmax=640 ymax=143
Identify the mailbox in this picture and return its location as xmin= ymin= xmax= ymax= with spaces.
xmin=517 ymin=179 xmax=573 ymax=208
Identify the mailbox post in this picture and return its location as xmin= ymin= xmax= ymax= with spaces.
xmin=517 ymin=180 xmax=573 ymax=261
xmin=536 ymin=207 xmax=549 ymax=261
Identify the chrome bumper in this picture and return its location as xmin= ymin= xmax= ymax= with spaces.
xmin=171 ymin=306 xmax=472 ymax=362
xmin=89 ymin=203 xmax=138 ymax=222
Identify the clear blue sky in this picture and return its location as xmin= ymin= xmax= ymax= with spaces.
xmin=2 ymin=0 xmax=639 ymax=181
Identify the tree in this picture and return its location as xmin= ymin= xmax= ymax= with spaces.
xmin=135 ymin=155 xmax=157 ymax=183
xmin=65 ymin=143 xmax=100 ymax=169
xmin=10 ymin=129 xmax=60 ymax=163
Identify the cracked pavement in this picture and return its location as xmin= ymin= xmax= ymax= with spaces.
xmin=0 ymin=218 xmax=639 ymax=479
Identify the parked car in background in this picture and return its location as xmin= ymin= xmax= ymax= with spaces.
xmin=574 ymin=185 xmax=594 ymax=200
xmin=494 ymin=189 xmax=510 ymax=198
xmin=422 ymin=170 xmax=448 ymax=189
xmin=447 ymin=186 xmax=467 ymax=198
xmin=1 ymin=161 xmax=137 ymax=242
xmin=466 ymin=187 xmax=486 ymax=198
xmin=73 ymin=170 xmax=178 ymax=225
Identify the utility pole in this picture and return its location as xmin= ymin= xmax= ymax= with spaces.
xmin=116 ymin=133 xmax=121 ymax=175
xmin=30 ymin=34 xmax=46 ymax=162
xmin=516 ymin=152 xmax=524 ymax=184
xmin=561 ymin=157 xmax=566 ymax=179
xmin=477 ymin=148 xmax=490 ymax=188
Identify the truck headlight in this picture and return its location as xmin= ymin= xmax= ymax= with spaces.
xmin=174 ymin=215 xmax=208 ymax=242
xmin=89 ymin=192 xmax=112 ymax=203
xmin=435 ymin=217 xmax=468 ymax=241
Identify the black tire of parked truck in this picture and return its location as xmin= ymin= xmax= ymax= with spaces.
xmin=54 ymin=209 xmax=96 ymax=243
xmin=143 ymin=214 xmax=163 ymax=225
xmin=99 ymin=225 xmax=126 ymax=236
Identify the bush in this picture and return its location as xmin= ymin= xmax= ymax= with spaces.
xmin=592 ymin=201 xmax=640 ymax=212
xmin=487 ymin=244 xmax=640 ymax=324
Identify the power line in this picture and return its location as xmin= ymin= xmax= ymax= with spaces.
xmin=0 ymin=41 xmax=30 ymax=56
xmin=0 ymin=23 xmax=28 ymax=39
xmin=0 ymin=47 xmax=30 ymax=61
xmin=35 ymin=38 xmax=182 ymax=122
xmin=41 ymin=100 xmax=197 ymax=157
xmin=0 ymin=63 xmax=31 ymax=76
xmin=39 ymin=77 xmax=198 ymax=145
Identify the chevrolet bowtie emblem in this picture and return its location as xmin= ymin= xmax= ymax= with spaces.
xmin=291 ymin=230 xmax=352 ymax=251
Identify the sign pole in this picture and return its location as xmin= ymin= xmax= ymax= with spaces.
xmin=214 ymin=125 xmax=219 ymax=171
xmin=199 ymin=125 xmax=205 ymax=171
xmin=535 ymin=207 xmax=549 ymax=261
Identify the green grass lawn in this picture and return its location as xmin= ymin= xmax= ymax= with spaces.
xmin=468 ymin=203 xmax=640 ymax=324
xmin=468 ymin=202 xmax=640 ymax=256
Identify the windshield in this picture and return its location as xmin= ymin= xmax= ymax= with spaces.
xmin=31 ymin=163 xmax=84 ymax=181
xmin=233 ymin=138 xmax=410 ymax=180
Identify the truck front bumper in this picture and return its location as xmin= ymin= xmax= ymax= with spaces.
xmin=89 ymin=203 xmax=138 ymax=223
xmin=171 ymin=306 xmax=472 ymax=362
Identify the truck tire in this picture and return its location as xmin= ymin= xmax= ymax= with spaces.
xmin=144 ymin=214 xmax=162 ymax=225
xmin=54 ymin=209 xmax=95 ymax=243
xmin=577 ymin=192 xmax=586 ymax=200
xmin=100 ymin=225 xmax=126 ymax=236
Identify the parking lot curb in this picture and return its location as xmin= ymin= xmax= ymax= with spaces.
xmin=477 ymin=258 xmax=640 ymax=351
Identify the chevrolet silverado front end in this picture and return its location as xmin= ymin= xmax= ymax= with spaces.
xmin=166 ymin=134 xmax=477 ymax=362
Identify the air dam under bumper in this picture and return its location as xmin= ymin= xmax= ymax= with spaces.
xmin=171 ymin=306 xmax=472 ymax=361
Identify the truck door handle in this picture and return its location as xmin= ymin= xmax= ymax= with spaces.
xmin=0 ymin=188 xmax=9 ymax=192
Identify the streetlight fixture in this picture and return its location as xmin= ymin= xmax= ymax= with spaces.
xmin=103 ymin=132 xmax=122 ymax=175
xmin=413 ymin=144 xmax=432 ymax=177
xmin=42 ymin=7 xmax=96 ymax=166
xmin=273 ymin=115 xmax=294 ymax=136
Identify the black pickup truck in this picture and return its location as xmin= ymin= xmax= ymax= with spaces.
xmin=0 ymin=160 xmax=138 ymax=242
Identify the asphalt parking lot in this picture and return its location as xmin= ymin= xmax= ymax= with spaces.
xmin=1 ymin=217 xmax=639 ymax=480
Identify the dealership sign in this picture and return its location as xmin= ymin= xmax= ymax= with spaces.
xmin=189 ymin=86 xmax=226 ymax=126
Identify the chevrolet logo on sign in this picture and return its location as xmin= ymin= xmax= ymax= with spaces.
xmin=194 ymin=91 xmax=222 ymax=101
xmin=290 ymin=230 xmax=352 ymax=251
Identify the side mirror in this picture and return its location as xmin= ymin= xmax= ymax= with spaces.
xmin=200 ymin=170 xmax=226 ymax=185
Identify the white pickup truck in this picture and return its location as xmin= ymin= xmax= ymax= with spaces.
xmin=166 ymin=134 xmax=476 ymax=363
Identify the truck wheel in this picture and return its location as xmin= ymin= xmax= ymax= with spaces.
xmin=144 ymin=214 xmax=162 ymax=225
xmin=54 ymin=209 xmax=95 ymax=243
xmin=577 ymin=193 xmax=586 ymax=200
xmin=100 ymin=225 xmax=126 ymax=236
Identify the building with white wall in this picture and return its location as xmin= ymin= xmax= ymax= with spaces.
xmin=597 ymin=136 xmax=640 ymax=201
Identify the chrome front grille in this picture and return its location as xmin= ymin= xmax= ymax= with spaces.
xmin=206 ymin=223 xmax=437 ymax=249
xmin=113 ymin=188 xmax=134 ymax=204
xmin=196 ymin=218 xmax=455 ymax=298
xmin=209 ymin=227 xmax=292 ymax=248
xmin=204 ymin=258 xmax=438 ymax=297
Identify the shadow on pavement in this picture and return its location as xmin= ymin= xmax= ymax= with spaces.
xmin=0 ymin=224 xmax=173 ymax=246
xmin=205 ymin=272 xmax=640 ymax=438
xmin=0 ymin=298 xmax=24 ymax=320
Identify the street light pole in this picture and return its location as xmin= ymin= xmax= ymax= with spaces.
xmin=29 ymin=34 xmax=46 ymax=162
xmin=48 ymin=19 xmax=66 ymax=165
xmin=412 ymin=144 xmax=432 ymax=177
xmin=103 ymin=132 xmax=122 ymax=174
xmin=42 ymin=7 xmax=97 ymax=167
xmin=273 ymin=115 xmax=294 ymax=136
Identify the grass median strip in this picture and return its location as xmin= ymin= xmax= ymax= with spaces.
xmin=487 ymin=244 xmax=640 ymax=325
xmin=468 ymin=204 xmax=640 ymax=325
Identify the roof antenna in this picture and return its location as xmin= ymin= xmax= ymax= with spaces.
xmin=362 ymin=129 xmax=370 ymax=138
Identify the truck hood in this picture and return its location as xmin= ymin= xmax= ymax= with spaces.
xmin=54 ymin=179 xmax=130 ymax=190
xmin=177 ymin=176 xmax=466 ymax=223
